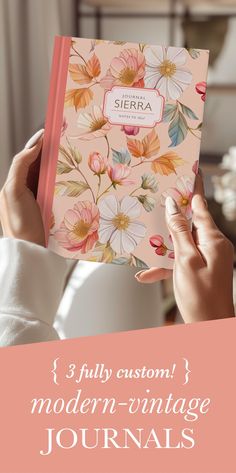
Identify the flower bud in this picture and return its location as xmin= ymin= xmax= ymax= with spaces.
xmin=149 ymin=234 xmax=168 ymax=256
xmin=141 ymin=173 xmax=158 ymax=193
xmin=88 ymin=152 xmax=107 ymax=175
xmin=138 ymin=194 xmax=156 ymax=212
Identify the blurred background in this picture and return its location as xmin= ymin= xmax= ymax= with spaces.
xmin=0 ymin=0 xmax=235 ymax=337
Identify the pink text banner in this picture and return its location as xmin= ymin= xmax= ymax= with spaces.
xmin=0 ymin=318 xmax=235 ymax=473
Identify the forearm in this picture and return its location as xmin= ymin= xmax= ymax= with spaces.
xmin=0 ymin=238 xmax=68 ymax=346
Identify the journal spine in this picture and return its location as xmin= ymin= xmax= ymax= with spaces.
xmin=37 ymin=35 xmax=71 ymax=245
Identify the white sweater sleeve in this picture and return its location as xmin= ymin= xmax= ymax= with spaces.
xmin=0 ymin=238 xmax=69 ymax=346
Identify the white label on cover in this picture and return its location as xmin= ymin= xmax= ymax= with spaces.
xmin=103 ymin=86 xmax=165 ymax=128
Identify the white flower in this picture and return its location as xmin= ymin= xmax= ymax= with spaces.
xmin=76 ymin=105 xmax=111 ymax=140
xmin=98 ymin=195 xmax=146 ymax=254
xmin=144 ymin=46 xmax=192 ymax=100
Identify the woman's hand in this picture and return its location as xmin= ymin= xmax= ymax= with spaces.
xmin=0 ymin=130 xmax=45 ymax=246
xmin=136 ymin=174 xmax=235 ymax=323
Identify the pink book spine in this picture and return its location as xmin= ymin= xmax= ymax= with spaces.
xmin=37 ymin=35 xmax=71 ymax=245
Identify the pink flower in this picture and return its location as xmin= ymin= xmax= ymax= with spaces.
xmin=100 ymin=48 xmax=145 ymax=90
xmin=161 ymin=176 xmax=194 ymax=219
xmin=61 ymin=117 xmax=68 ymax=136
xmin=121 ymin=125 xmax=140 ymax=136
xmin=107 ymin=163 xmax=134 ymax=186
xmin=192 ymin=160 xmax=199 ymax=175
xmin=88 ymin=152 xmax=108 ymax=175
xmin=149 ymin=235 xmax=168 ymax=256
xmin=196 ymin=81 xmax=207 ymax=102
xmin=55 ymin=201 xmax=99 ymax=253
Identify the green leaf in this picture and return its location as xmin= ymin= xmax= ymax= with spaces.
xmin=188 ymin=48 xmax=200 ymax=60
xmin=55 ymin=180 xmax=89 ymax=197
xmin=59 ymin=145 xmax=74 ymax=166
xmin=162 ymin=103 xmax=178 ymax=123
xmin=112 ymin=148 xmax=131 ymax=165
xmin=196 ymin=122 xmax=202 ymax=130
xmin=94 ymin=241 xmax=106 ymax=251
xmin=180 ymin=103 xmax=198 ymax=120
xmin=68 ymin=144 xmax=82 ymax=165
xmin=131 ymin=255 xmax=149 ymax=269
xmin=93 ymin=242 xmax=115 ymax=263
xmin=112 ymin=257 xmax=131 ymax=265
xmin=101 ymin=245 xmax=116 ymax=263
xmin=57 ymin=161 xmax=73 ymax=175
xmin=168 ymin=111 xmax=188 ymax=147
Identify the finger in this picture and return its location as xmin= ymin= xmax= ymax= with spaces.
xmin=192 ymin=194 xmax=218 ymax=233
xmin=7 ymin=131 xmax=44 ymax=188
xmin=192 ymin=172 xmax=218 ymax=229
xmin=165 ymin=196 xmax=197 ymax=257
xmin=135 ymin=267 xmax=172 ymax=283
xmin=26 ymin=150 xmax=42 ymax=198
xmin=194 ymin=171 xmax=206 ymax=199
xmin=24 ymin=129 xmax=44 ymax=149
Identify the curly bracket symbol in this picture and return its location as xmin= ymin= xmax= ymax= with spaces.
xmin=183 ymin=358 xmax=191 ymax=385
xmin=51 ymin=357 xmax=60 ymax=385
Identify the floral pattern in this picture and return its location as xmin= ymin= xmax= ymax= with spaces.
xmin=55 ymin=201 xmax=99 ymax=253
xmin=121 ymin=125 xmax=140 ymax=136
xmin=196 ymin=81 xmax=207 ymax=102
xmin=100 ymin=48 xmax=146 ymax=89
xmin=88 ymin=152 xmax=108 ymax=175
xmin=107 ymin=163 xmax=134 ymax=187
xmin=161 ymin=176 xmax=194 ymax=219
xmin=144 ymin=46 xmax=192 ymax=100
xmin=150 ymin=234 xmax=174 ymax=259
xmin=98 ymin=195 xmax=146 ymax=254
xmin=75 ymin=106 xmax=111 ymax=140
xmin=48 ymin=38 xmax=208 ymax=268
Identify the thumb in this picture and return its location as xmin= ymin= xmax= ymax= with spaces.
xmin=7 ymin=130 xmax=44 ymax=188
xmin=165 ymin=196 xmax=197 ymax=257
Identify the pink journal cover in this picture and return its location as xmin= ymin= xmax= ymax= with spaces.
xmin=37 ymin=36 xmax=209 ymax=269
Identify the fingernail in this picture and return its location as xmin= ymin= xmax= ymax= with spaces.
xmin=165 ymin=196 xmax=179 ymax=216
xmin=135 ymin=270 xmax=145 ymax=282
xmin=24 ymin=129 xmax=44 ymax=149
